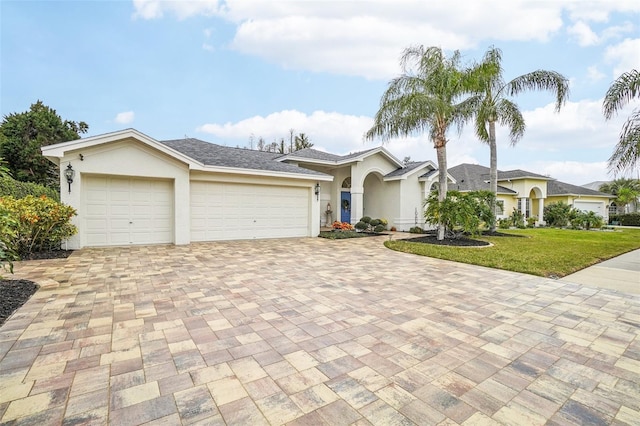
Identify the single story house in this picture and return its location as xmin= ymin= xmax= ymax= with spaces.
xmin=42 ymin=128 xmax=443 ymax=249
xmin=42 ymin=129 xmax=614 ymax=249
xmin=448 ymin=164 xmax=616 ymax=224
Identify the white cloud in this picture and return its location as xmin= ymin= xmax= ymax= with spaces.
xmin=604 ymin=38 xmax=640 ymax=78
xmin=132 ymin=0 xmax=223 ymax=20
xmin=114 ymin=111 xmax=135 ymax=124
xmin=567 ymin=21 xmax=600 ymax=46
xmin=506 ymin=160 xmax=610 ymax=185
xmin=586 ymin=66 xmax=605 ymax=82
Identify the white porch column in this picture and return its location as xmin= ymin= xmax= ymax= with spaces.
xmin=350 ymin=187 xmax=364 ymax=224
xmin=537 ymin=198 xmax=545 ymax=225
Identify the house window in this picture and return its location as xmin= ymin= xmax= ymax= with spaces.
xmin=518 ymin=198 xmax=530 ymax=218
xmin=609 ymin=203 xmax=618 ymax=215
xmin=495 ymin=200 xmax=504 ymax=216
xmin=341 ymin=177 xmax=351 ymax=188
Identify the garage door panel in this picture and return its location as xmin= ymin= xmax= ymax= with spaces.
xmin=83 ymin=176 xmax=173 ymax=246
xmin=190 ymin=181 xmax=309 ymax=242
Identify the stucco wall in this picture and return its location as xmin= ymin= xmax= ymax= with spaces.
xmin=58 ymin=140 xmax=190 ymax=249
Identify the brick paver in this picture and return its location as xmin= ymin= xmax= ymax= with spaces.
xmin=1 ymin=236 xmax=639 ymax=425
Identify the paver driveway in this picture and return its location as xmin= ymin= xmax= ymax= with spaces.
xmin=1 ymin=236 xmax=639 ymax=425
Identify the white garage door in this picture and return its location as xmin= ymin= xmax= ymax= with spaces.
xmin=191 ymin=181 xmax=310 ymax=241
xmin=574 ymin=201 xmax=604 ymax=216
xmin=83 ymin=176 xmax=174 ymax=246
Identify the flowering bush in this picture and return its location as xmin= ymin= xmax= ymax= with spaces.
xmin=332 ymin=221 xmax=354 ymax=231
xmin=0 ymin=204 xmax=18 ymax=276
xmin=0 ymin=195 xmax=77 ymax=257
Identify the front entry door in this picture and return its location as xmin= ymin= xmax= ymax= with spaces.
xmin=341 ymin=192 xmax=351 ymax=223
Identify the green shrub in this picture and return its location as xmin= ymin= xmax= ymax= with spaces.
xmin=498 ymin=218 xmax=511 ymax=229
xmin=0 ymin=195 xmax=77 ymax=257
xmin=526 ymin=217 xmax=537 ymax=228
xmin=369 ymin=219 xmax=381 ymax=227
xmin=543 ymin=202 xmax=572 ymax=227
xmin=373 ymin=224 xmax=385 ymax=233
xmin=379 ymin=218 xmax=388 ymax=226
xmin=409 ymin=226 xmax=424 ymax=234
xmin=509 ymin=208 xmax=526 ymax=229
xmin=611 ymin=213 xmax=640 ymax=226
xmin=0 ymin=205 xmax=18 ymax=276
xmin=425 ymin=190 xmax=494 ymax=238
xmin=0 ymin=176 xmax=59 ymax=201
xmin=355 ymin=221 xmax=368 ymax=231
xmin=360 ymin=216 xmax=371 ymax=224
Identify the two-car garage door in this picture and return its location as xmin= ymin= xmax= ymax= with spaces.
xmin=190 ymin=181 xmax=310 ymax=241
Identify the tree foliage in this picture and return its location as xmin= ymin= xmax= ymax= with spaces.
xmin=470 ymin=46 xmax=569 ymax=232
xmin=543 ymin=201 xmax=574 ymax=227
xmin=424 ymin=190 xmax=494 ymax=239
xmin=599 ymin=178 xmax=640 ymax=213
xmin=0 ymin=101 xmax=88 ymax=188
xmin=365 ymin=45 xmax=478 ymax=240
xmin=602 ymin=69 xmax=640 ymax=175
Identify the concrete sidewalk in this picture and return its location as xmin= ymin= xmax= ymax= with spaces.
xmin=561 ymin=248 xmax=640 ymax=294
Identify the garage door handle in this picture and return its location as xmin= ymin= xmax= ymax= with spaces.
xmin=130 ymin=221 xmax=133 ymax=224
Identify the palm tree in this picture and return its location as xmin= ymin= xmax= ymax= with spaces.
xmin=599 ymin=178 xmax=640 ymax=213
xmin=603 ymin=69 xmax=640 ymax=175
xmin=471 ymin=46 xmax=569 ymax=231
xmin=365 ymin=45 xmax=477 ymax=240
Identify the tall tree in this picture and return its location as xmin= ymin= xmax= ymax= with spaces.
xmin=365 ymin=45 xmax=476 ymax=240
xmin=603 ymin=69 xmax=640 ymax=175
xmin=0 ymin=101 xmax=88 ymax=187
xmin=471 ymin=46 xmax=569 ymax=231
xmin=294 ymin=133 xmax=313 ymax=151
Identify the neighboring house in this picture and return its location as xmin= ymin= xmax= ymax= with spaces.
xmin=448 ymin=164 xmax=615 ymax=224
xmin=582 ymin=180 xmax=640 ymax=214
xmin=42 ymin=129 xmax=442 ymax=249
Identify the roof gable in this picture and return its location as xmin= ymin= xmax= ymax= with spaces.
xmin=280 ymin=146 xmax=404 ymax=168
xmin=448 ymin=164 xmax=517 ymax=194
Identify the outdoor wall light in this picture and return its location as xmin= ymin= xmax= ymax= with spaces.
xmin=64 ymin=163 xmax=75 ymax=193
xmin=314 ymin=182 xmax=320 ymax=200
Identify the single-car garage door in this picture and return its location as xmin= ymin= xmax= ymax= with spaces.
xmin=83 ymin=175 xmax=174 ymax=246
xmin=190 ymin=181 xmax=310 ymax=241
xmin=574 ymin=201 xmax=605 ymax=216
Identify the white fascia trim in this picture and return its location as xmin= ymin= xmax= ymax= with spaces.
xmin=418 ymin=172 xmax=457 ymax=184
xmin=384 ymin=161 xmax=436 ymax=181
xmin=41 ymin=128 xmax=197 ymax=167
xmin=193 ymin=164 xmax=334 ymax=181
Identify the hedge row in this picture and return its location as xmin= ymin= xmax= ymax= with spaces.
xmin=609 ymin=213 xmax=640 ymax=226
xmin=0 ymin=176 xmax=59 ymax=201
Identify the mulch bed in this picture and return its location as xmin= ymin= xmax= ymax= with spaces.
xmin=0 ymin=280 xmax=39 ymax=326
xmin=405 ymin=230 xmax=522 ymax=247
xmin=0 ymin=250 xmax=73 ymax=326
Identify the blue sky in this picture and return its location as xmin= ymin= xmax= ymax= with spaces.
xmin=2 ymin=0 xmax=639 ymax=185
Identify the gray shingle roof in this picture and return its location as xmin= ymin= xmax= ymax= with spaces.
xmin=497 ymin=169 xmax=551 ymax=180
xmin=282 ymin=146 xmax=382 ymax=164
xmin=448 ymin=164 xmax=517 ymax=194
xmin=384 ymin=161 xmax=432 ymax=178
xmin=160 ymin=138 xmax=329 ymax=176
xmin=547 ymin=180 xmax=615 ymax=197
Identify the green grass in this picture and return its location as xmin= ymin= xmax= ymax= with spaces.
xmin=385 ymin=228 xmax=640 ymax=278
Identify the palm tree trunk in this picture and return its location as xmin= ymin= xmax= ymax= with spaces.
xmin=435 ymin=141 xmax=448 ymax=240
xmin=489 ymin=120 xmax=498 ymax=233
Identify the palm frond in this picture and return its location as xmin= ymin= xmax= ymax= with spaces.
xmin=608 ymin=108 xmax=640 ymax=175
xmin=496 ymin=99 xmax=525 ymax=145
xmin=508 ymin=70 xmax=570 ymax=111
xmin=603 ymin=69 xmax=640 ymax=120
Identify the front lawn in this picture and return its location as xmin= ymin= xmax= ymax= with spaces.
xmin=385 ymin=228 xmax=640 ymax=278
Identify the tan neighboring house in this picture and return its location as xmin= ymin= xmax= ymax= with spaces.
xmin=448 ymin=164 xmax=616 ymax=225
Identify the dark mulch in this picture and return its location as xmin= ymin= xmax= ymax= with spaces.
xmin=405 ymin=230 xmax=522 ymax=247
xmin=0 ymin=250 xmax=72 ymax=326
xmin=406 ymin=235 xmax=490 ymax=247
xmin=0 ymin=279 xmax=39 ymax=326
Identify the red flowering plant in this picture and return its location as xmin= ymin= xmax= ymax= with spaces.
xmin=332 ymin=221 xmax=354 ymax=231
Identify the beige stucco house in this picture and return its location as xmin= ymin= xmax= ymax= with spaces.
xmin=448 ymin=164 xmax=616 ymax=225
xmin=42 ymin=129 xmax=441 ymax=249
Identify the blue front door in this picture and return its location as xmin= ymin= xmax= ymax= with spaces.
xmin=340 ymin=192 xmax=351 ymax=223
